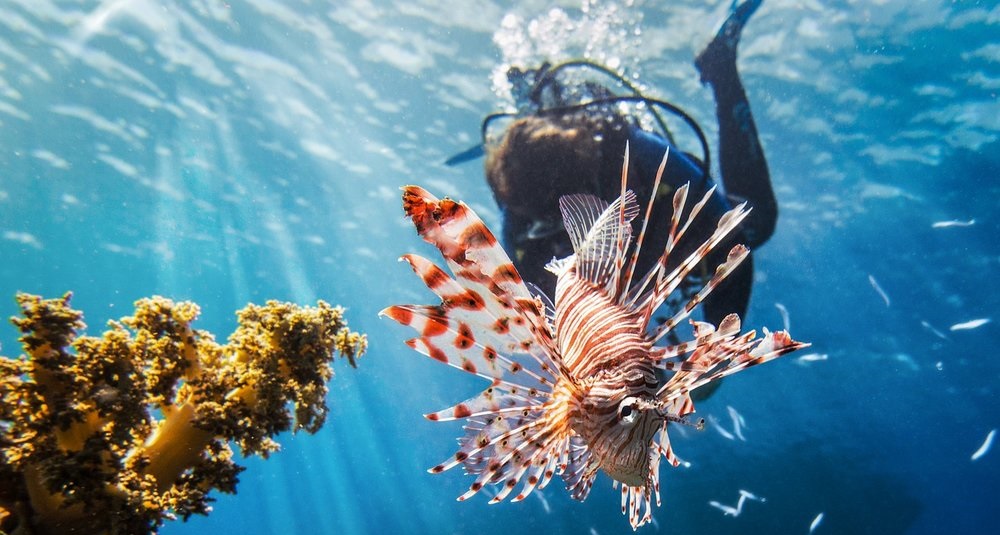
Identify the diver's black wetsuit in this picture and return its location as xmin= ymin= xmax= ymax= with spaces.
xmin=480 ymin=3 xmax=774 ymax=401
xmin=499 ymin=55 xmax=775 ymax=322
xmin=499 ymin=115 xmax=771 ymax=328
xmin=491 ymin=4 xmax=776 ymax=329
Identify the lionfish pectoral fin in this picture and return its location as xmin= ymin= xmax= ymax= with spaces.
xmin=424 ymin=388 xmax=540 ymax=423
xmin=561 ymin=435 xmax=598 ymax=502
xmin=386 ymin=186 xmax=564 ymax=381
xmin=445 ymin=411 xmax=564 ymax=504
xmin=399 ymin=185 xmax=533 ymax=303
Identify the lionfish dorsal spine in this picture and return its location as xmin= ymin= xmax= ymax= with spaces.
xmin=636 ymin=193 xmax=751 ymax=325
xmin=619 ymin=147 xmax=669 ymax=304
xmin=650 ymin=242 xmax=751 ymax=343
xmin=622 ymin=182 xmax=690 ymax=312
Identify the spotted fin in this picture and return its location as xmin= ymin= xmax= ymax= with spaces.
xmin=561 ymin=434 xmax=599 ymax=501
xmin=382 ymin=255 xmax=553 ymax=386
xmin=381 ymin=187 xmax=561 ymax=384
xmin=434 ymin=409 xmax=567 ymax=505
xmin=400 ymin=185 xmax=536 ymax=303
xmin=383 ymin=185 xmax=574 ymax=506
xmin=424 ymin=382 xmax=545 ymax=423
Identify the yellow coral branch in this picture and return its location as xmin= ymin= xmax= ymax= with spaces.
xmin=0 ymin=293 xmax=365 ymax=535
xmin=137 ymin=401 xmax=215 ymax=493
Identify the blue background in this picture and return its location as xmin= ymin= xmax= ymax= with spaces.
xmin=0 ymin=1 xmax=997 ymax=534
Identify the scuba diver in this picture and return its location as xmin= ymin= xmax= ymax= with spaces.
xmin=446 ymin=0 xmax=776 ymax=398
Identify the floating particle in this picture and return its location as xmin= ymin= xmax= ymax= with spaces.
xmin=708 ymin=414 xmax=735 ymax=440
xmin=708 ymin=489 xmax=765 ymax=518
xmin=775 ymin=302 xmax=790 ymax=331
xmin=727 ymin=405 xmax=747 ymax=442
xmin=795 ymin=353 xmax=828 ymax=365
xmin=920 ymin=320 xmax=949 ymax=340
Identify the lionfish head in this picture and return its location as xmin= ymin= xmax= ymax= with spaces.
xmin=575 ymin=384 xmax=663 ymax=488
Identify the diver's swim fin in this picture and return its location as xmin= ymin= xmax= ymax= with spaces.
xmin=711 ymin=0 xmax=762 ymax=51
xmin=696 ymin=0 xmax=762 ymax=85
xmin=444 ymin=143 xmax=485 ymax=166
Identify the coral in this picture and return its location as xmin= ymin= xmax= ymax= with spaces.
xmin=0 ymin=293 xmax=366 ymax=534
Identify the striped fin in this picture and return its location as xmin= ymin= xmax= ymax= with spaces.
xmin=511 ymin=452 xmax=560 ymax=502
xmin=649 ymin=313 xmax=743 ymax=367
xmin=558 ymin=191 xmax=640 ymax=288
xmin=382 ymin=189 xmax=564 ymax=383
xmin=657 ymin=329 xmax=808 ymax=406
xmin=431 ymin=412 xmax=538 ymax=478
xmin=561 ymin=435 xmax=599 ymax=501
xmin=387 ymin=185 xmax=577 ymax=508
xmin=654 ymin=424 xmax=681 ymax=468
xmin=622 ymin=483 xmax=655 ymax=530
xmin=387 ymin=305 xmax=556 ymax=389
xmin=636 ymin=197 xmax=751 ymax=325
xmin=442 ymin=413 xmax=563 ymax=502
xmin=620 ymin=147 xmax=669 ymax=303
xmin=651 ymin=245 xmax=750 ymax=343
xmin=384 ymin=254 xmax=532 ymax=356
xmin=623 ymin=183 xmax=692 ymax=309
xmin=618 ymin=464 xmax=659 ymax=530
xmin=424 ymin=386 xmax=544 ymax=422
xmin=383 ymin=297 xmax=554 ymax=388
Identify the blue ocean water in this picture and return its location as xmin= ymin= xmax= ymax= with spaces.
xmin=1 ymin=1 xmax=997 ymax=534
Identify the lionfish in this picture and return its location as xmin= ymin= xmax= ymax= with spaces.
xmin=380 ymin=150 xmax=806 ymax=529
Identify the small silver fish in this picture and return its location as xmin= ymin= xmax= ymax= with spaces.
xmin=950 ymin=318 xmax=990 ymax=331
xmin=931 ymin=219 xmax=974 ymax=228
xmin=971 ymin=429 xmax=995 ymax=461
xmin=810 ymin=512 xmax=825 ymax=533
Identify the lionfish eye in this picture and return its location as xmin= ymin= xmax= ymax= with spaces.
xmin=618 ymin=397 xmax=639 ymax=425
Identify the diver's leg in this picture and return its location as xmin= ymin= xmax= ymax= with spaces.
xmin=695 ymin=0 xmax=777 ymax=248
